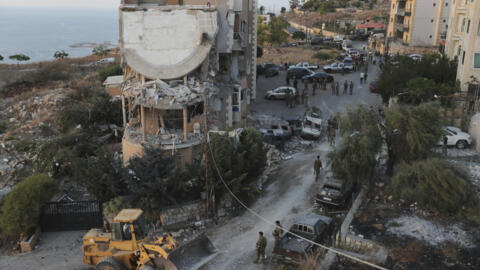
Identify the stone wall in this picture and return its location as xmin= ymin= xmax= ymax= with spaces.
xmin=335 ymin=233 xmax=381 ymax=253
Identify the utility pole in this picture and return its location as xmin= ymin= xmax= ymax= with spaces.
xmin=204 ymin=87 xmax=210 ymax=219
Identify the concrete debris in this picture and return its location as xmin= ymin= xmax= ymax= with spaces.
xmin=123 ymin=79 xmax=217 ymax=107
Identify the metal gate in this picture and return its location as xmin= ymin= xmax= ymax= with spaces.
xmin=40 ymin=201 xmax=103 ymax=232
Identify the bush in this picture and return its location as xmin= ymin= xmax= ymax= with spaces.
xmin=103 ymin=196 xmax=133 ymax=219
xmin=99 ymin=64 xmax=122 ymax=83
xmin=0 ymin=174 xmax=58 ymax=236
xmin=0 ymin=122 xmax=7 ymax=134
xmin=313 ymin=51 xmax=334 ymax=60
xmin=389 ymin=158 xmax=479 ymax=214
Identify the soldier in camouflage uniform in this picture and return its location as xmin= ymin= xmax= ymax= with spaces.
xmin=254 ymin=231 xmax=267 ymax=264
xmin=272 ymin=221 xmax=283 ymax=247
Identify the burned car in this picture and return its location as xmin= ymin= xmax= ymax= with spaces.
xmin=315 ymin=179 xmax=355 ymax=207
xmin=301 ymin=108 xmax=323 ymax=140
xmin=273 ymin=214 xmax=334 ymax=262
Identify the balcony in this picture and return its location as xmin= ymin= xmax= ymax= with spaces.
xmin=396 ymin=9 xmax=411 ymax=16
xmin=394 ymin=23 xmax=409 ymax=32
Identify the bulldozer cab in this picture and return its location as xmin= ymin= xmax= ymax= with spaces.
xmin=111 ymin=209 xmax=148 ymax=243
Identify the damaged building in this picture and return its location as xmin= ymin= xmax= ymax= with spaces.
xmin=119 ymin=0 xmax=258 ymax=164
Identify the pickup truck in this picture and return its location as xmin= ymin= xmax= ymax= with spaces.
xmin=273 ymin=214 xmax=334 ymax=262
xmin=289 ymin=62 xmax=319 ymax=70
xmin=322 ymin=62 xmax=353 ymax=73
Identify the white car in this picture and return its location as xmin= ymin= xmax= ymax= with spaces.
xmin=289 ymin=62 xmax=319 ymax=70
xmin=265 ymin=87 xmax=296 ymax=100
xmin=409 ymin=54 xmax=422 ymax=61
xmin=97 ymin=57 xmax=115 ymax=64
xmin=439 ymin=126 xmax=472 ymax=149
xmin=323 ymin=62 xmax=353 ymax=73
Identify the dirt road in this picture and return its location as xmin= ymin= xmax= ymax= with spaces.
xmin=201 ymin=143 xmax=332 ymax=270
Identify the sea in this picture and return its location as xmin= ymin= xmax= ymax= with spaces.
xmin=0 ymin=2 xmax=287 ymax=64
xmin=0 ymin=7 xmax=118 ymax=63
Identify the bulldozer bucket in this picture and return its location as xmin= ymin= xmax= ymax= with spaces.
xmin=167 ymin=234 xmax=217 ymax=270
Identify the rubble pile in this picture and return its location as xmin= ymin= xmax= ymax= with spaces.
xmin=123 ymin=79 xmax=217 ymax=107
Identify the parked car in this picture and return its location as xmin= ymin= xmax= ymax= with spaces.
xmin=289 ymin=62 xmax=319 ymax=70
xmin=97 ymin=57 xmax=115 ymax=64
xmin=323 ymin=62 xmax=353 ymax=73
xmin=265 ymin=86 xmax=296 ymax=100
xmin=273 ymin=214 xmax=334 ymax=262
xmin=256 ymin=64 xmax=265 ymax=76
xmin=333 ymin=35 xmax=344 ymax=42
xmin=347 ymin=48 xmax=360 ymax=57
xmin=342 ymin=39 xmax=352 ymax=51
xmin=287 ymin=67 xmax=315 ymax=79
xmin=369 ymin=81 xmax=378 ymax=93
xmin=311 ymin=37 xmax=323 ymax=45
xmin=409 ymin=54 xmax=422 ymax=61
xmin=315 ymin=179 xmax=355 ymax=207
xmin=280 ymin=43 xmax=297 ymax=47
xmin=438 ymin=126 xmax=472 ymax=149
xmin=264 ymin=63 xmax=279 ymax=77
xmin=302 ymin=72 xmax=334 ymax=83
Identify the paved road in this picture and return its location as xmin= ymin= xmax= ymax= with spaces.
xmin=202 ymin=51 xmax=382 ymax=269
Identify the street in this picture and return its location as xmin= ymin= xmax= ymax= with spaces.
xmin=202 ymin=48 xmax=382 ymax=269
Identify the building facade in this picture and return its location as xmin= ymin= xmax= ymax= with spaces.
xmin=118 ymin=0 xmax=257 ymax=164
xmin=387 ymin=0 xmax=450 ymax=47
xmin=445 ymin=0 xmax=480 ymax=92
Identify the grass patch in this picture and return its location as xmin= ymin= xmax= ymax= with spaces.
xmin=313 ymin=51 xmax=335 ymax=60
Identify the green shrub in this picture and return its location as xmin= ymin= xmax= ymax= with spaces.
xmin=388 ymin=158 xmax=479 ymax=214
xmin=103 ymin=196 xmax=133 ymax=219
xmin=0 ymin=174 xmax=58 ymax=236
xmin=313 ymin=51 xmax=334 ymax=60
xmin=99 ymin=64 xmax=122 ymax=83
xmin=0 ymin=122 xmax=7 ymax=134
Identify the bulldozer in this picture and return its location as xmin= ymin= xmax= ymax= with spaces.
xmin=82 ymin=209 xmax=217 ymax=270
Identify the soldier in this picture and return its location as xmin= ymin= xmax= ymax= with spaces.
xmin=349 ymin=81 xmax=354 ymax=95
xmin=360 ymin=72 xmax=364 ymax=84
xmin=286 ymin=74 xmax=290 ymax=86
xmin=343 ymin=80 xmax=348 ymax=95
xmin=364 ymin=72 xmax=368 ymax=83
xmin=295 ymin=89 xmax=299 ymax=106
xmin=304 ymin=81 xmax=310 ymax=99
xmin=293 ymin=78 xmax=298 ymax=89
xmin=322 ymin=78 xmax=327 ymax=91
xmin=254 ymin=231 xmax=267 ymax=264
xmin=331 ymin=82 xmax=336 ymax=95
xmin=286 ymin=91 xmax=291 ymax=108
xmin=335 ymin=82 xmax=340 ymax=96
xmin=312 ymin=80 xmax=317 ymax=96
xmin=272 ymin=220 xmax=283 ymax=247
xmin=314 ymin=155 xmax=322 ymax=181
xmin=301 ymin=89 xmax=306 ymax=105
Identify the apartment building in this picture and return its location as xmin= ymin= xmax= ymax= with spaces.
xmin=387 ymin=0 xmax=451 ymax=47
xmin=445 ymin=0 xmax=480 ymax=93
xmin=118 ymin=0 xmax=257 ymax=164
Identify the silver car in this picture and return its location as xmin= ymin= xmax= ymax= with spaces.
xmin=265 ymin=87 xmax=296 ymax=100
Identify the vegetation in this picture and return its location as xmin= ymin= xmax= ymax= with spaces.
xmin=209 ymin=128 xmax=267 ymax=203
xmin=0 ymin=174 xmax=58 ymax=236
xmin=292 ymin=31 xmax=307 ymax=41
xmin=0 ymin=54 xmax=3 ymax=61
xmin=389 ymin=158 xmax=479 ymax=214
xmin=328 ymin=106 xmax=382 ymax=186
xmin=0 ymin=122 xmax=6 ymax=134
xmin=268 ymin=17 xmax=290 ymax=45
xmin=53 ymin=50 xmax=69 ymax=59
xmin=301 ymin=0 xmax=335 ymax=14
xmin=280 ymin=7 xmax=287 ymax=14
xmin=92 ymin=45 xmax=109 ymax=56
xmin=57 ymin=85 xmax=122 ymax=132
xmin=313 ymin=51 xmax=334 ymax=60
xmin=257 ymin=16 xmax=269 ymax=46
xmin=9 ymin=54 xmax=30 ymax=63
xmin=259 ymin=5 xmax=265 ymax=15
xmin=99 ymin=64 xmax=123 ymax=82
xmin=377 ymin=54 xmax=458 ymax=104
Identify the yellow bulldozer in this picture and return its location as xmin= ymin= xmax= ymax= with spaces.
xmin=82 ymin=209 xmax=217 ymax=270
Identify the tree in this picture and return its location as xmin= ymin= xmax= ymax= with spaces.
xmin=259 ymin=5 xmax=265 ymax=15
xmin=0 ymin=54 xmax=3 ymax=61
xmin=389 ymin=158 xmax=479 ymax=215
xmin=99 ymin=64 xmax=123 ymax=82
xmin=0 ymin=174 xmax=58 ymax=236
xmin=127 ymin=147 xmax=203 ymax=216
xmin=268 ymin=17 xmax=290 ymax=45
xmin=377 ymin=54 xmax=457 ymax=103
xmin=92 ymin=45 xmax=109 ymax=56
xmin=257 ymin=16 xmax=269 ymax=46
xmin=9 ymin=54 xmax=30 ymax=64
xmin=328 ymin=106 xmax=382 ymax=186
xmin=281 ymin=7 xmax=287 ymax=14
xmin=292 ymin=31 xmax=307 ymax=41
xmin=290 ymin=0 xmax=299 ymax=10
xmin=53 ymin=50 xmax=69 ymax=59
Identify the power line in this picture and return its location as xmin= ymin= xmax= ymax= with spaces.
xmin=206 ymin=140 xmax=388 ymax=270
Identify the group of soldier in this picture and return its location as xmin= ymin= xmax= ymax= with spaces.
xmin=254 ymin=220 xmax=283 ymax=264
xmin=330 ymin=80 xmax=355 ymax=96
xmin=285 ymin=76 xmax=338 ymax=108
